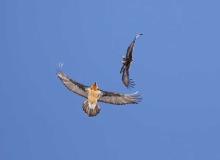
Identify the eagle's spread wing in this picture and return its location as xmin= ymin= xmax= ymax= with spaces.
xmin=57 ymin=72 xmax=88 ymax=98
xmin=99 ymin=90 xmax=141 ymax=105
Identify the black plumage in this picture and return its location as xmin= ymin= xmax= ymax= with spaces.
xmin=120 ymin=33 xmax=143 ymax=88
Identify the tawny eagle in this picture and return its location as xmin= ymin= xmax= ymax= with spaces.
xmin=120 ymin=33 xmax=143 ymax=88
xmin=57 ymin=71 xmax=141 ymax=117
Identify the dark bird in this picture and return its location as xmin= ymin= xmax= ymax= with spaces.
xmin=120 ymin=33 xmax=143 ymax=88
xmin=57 ymin=71 xmax=141 ymax=117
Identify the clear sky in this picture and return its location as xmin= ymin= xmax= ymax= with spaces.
xmin=0 ymin=0 xmax=220 ymax=159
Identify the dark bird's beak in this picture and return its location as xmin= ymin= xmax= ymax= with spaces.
xmin=135 ymin=33 xmax=143 ymax=40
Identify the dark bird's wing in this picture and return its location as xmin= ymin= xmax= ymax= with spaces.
xmin=57 ymin=72 xmax=88 ymax=98
xmin=120 ymin=33 xmax=143 ymax=88
xmin=120 ymin=40 xmax=135 ymax=88
xmin=99 ymin=90 xmax=141 ymax=105
xmin=122 ymin=67 xmax=135 ymax=88
xmin=125 ymin=40 xmax=135 ymax=59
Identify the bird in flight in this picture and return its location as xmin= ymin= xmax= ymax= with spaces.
xmin=57 ymin=71 xmax=141 ymax=117
xmin=120 ymin=33 xmax=143 ymax=88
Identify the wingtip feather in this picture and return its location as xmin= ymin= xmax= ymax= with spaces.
xmin=126 ymin=91 xmax=142 ymax=104
xmin=123 ymin=79 xmax=135 ymax=88
xmin=56 ymin=62 xmax=64 ymax=73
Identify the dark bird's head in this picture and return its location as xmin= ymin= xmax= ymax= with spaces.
xmin=91 ymin=82 xmax=99 ymax=91
xmin=135 ymin=33 xmax=143 ymax=40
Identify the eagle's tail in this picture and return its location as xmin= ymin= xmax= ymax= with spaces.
xmin=82 ymin=100 xmax=101 ymax=117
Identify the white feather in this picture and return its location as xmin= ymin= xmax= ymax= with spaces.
xmin=88 ymin=102 xmax=96 ymax=109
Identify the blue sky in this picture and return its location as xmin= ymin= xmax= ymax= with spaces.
xmin=0 ymin=0 xmax=220 ymax=159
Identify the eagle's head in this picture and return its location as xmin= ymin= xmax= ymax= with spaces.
xmin=91 ymin=82 xmax=99 ymax=91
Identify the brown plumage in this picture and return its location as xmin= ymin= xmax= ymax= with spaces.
xmin=120 ymin=33 xmax=143 ymax=88
xmin=57 ymin=71 xmax=141 ymax=117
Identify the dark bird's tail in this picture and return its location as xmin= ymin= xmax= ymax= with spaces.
xmin=82 ymin=100 xmax=101 ymax=117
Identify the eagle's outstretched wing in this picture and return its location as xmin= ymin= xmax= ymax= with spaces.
xmin=57 ymin=72 xmax=88 ymax=98
xmin=99 ymin=90 xmax=141 ymax=105
xmin=120 ymin=33 xmax=143 ymax=88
